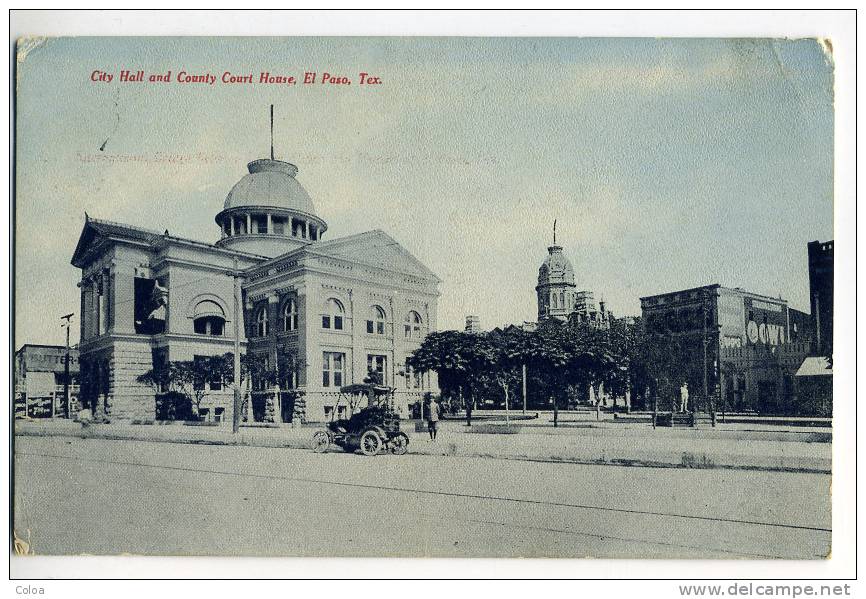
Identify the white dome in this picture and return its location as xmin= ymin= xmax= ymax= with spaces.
xmin=224 ymin=159 xmax=317 ymax=215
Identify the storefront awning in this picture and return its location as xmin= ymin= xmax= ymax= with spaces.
xmin=795 ymin=357 xmax=832 ymax=377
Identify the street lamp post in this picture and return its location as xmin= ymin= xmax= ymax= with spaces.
xmin=702 ymin=293 xmax=723 ymax=427
xmin=61 ymin=313 xmax=74 ymax=419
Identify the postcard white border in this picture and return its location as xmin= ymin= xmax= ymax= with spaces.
xmin=5 ymin=8 xmax=858 ymax=588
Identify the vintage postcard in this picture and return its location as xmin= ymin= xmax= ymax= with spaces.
xmin=13 ymin=35 xmax=835 ymax=564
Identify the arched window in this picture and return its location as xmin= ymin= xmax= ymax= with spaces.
xmin=322 ymin=298 xmax=344 ymax=330
xmin=255 ymin=306 xmax=268 ymax=337
xmin=367 ymin=305 xmax=386 ymax=335
xmin=282 ymin=298 xmax=298 ymax=332
xmin=404 ymin=311 xmax=423 ymax=339
xmin=552 ymin=293 xmax=558 ymax=309
xmin=193 ymin=300 xmax=226 ymax=336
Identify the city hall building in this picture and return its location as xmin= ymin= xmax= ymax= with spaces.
xmin=71 ymin=154 xmax=440 ymax=424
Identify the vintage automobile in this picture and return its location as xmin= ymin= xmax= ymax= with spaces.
xmin=311 ymin=382 xmax=409 ymax=456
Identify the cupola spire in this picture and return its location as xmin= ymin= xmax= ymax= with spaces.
xmin=269 ymin=104 xmax=275 ymax=161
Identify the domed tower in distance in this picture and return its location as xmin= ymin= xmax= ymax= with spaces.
xmin=536 ymin=220 xmax=576 ymax=321
xmin=214 ymin=107 xmax=327 ymax=258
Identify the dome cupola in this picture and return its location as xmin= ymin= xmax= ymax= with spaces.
xmin=535 ymin=220 xmax=576 ymax=321
xmin=215 ymin=107 xmax=328 ymax=257
xmin=537 ymin=244 xmax=575 ymax=287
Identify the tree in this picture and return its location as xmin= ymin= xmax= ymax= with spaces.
xmin=237 ymin=352 xmax=278 ymax=422
xmin=532 ymin=320 xmax=613 ymax=406
xmin=408 ymin=330 xmax=497 ymax=425
xmin=486 ymin=326 xmax=536 ymax=422
xmin=187 ymin=355 xmax=232 ymax=417
xmin=137 ymin=356 xmax=230 ymax=420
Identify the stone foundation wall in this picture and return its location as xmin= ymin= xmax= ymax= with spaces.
xmin=107 ymin=340 xmax=157 ymax=421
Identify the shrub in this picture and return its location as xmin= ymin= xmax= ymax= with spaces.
xmin=155 ymin=391 xmax=194 ymax=422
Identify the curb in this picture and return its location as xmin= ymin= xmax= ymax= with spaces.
xmin=14 ymin=424 xmax=831 ymax=475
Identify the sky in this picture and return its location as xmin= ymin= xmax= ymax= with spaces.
xmin=14 ymin=37 xmax=834 ymax=347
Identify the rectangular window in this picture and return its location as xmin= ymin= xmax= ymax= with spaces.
xmin=405 ymin=358 xmax=413 ymax=389
xmin=251 ymin=215 xmax=267 ymax=234
xmin=334 ymin=315 xmax=344 ymax=330
xmin=323 ymin=352 xmax=345 ymax=388
xmin=322 ymin=315 xmax=331 ymax=329
xmin=194 ymin=319 xmax=207 ymax=335
xmin=377 ymin=321 xmax=385 ymax=335
xmin=212 ymin=319 xmax=224 ymax=336
xmin=214 ymin=407 xmax=224 ymax=423
xmin=333 ymin=353 xmax=344 ymax=387
xmin=367 ymin=320 xmax=374 ymax=334
xmin=367 ymin=354 xmax=387 ymax=385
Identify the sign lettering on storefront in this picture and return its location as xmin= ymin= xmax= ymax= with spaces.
xmin=746 ymin=320 xmax=785 ymax=345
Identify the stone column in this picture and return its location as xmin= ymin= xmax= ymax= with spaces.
xmin=99 ymin=270 xmax=109 ymax=336
xmin=230 ymin=217 xmax=235 ymax=236
xmin=107 ymin=269 xmax=116 ymax=332
xmin=81 ymin=279 xmax=91 ymax=340
xmin=112 ymin=264 xmax=137 ymax=334
xmin=389 ymin=296 xmax=397 ymax=388
xmin=266 ymin=213 xmax=272 ymax=235
xmin=295 ymin=284 xmax=308 ymax=389
xmin=349 ymin=289 xmax=362 ymax=386
xmin=246 ymin=213 xmax=251 ymax=235
xmin=90 ymin=277 xmax=100 ymax=338
xmin=304 ymin=221 xmax=309 ymax=239
xmin=78 ymin=281 xmax=87 ymax=341
xmin=302 ymin=279 xmax=323 ymax=420
xmin=267 ymin=293 xmax=280 ymax=423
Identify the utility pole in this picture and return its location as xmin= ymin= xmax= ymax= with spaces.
xmin=813 ymin=293 xmax=821 ymax=354
xmin=61 ymin=313 xmax=74 ymax=419
xmin=702 ymin=293 xmax=717 ymax=426
xmin=232 ymin=259 xmax=242 ymax=434
xmin=521 ymin=363 xmax=527 ymax=415
xmin=702 ymin=309 xmax=707 ymax=404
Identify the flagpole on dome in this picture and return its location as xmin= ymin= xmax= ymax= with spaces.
xmin=270 ymin=104 xmax=275 ymax=161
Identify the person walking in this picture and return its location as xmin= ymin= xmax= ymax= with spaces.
xmin=426 ymin=397 xmax=441 ymax=441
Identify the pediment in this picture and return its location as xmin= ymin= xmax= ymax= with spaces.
xmin=71 ymin=216 xmax=160 ymax=267
xmin=313 ymin=230 xmax=440 ymax=281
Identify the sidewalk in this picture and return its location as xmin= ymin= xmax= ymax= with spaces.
xmin=14 ymin=418 xmax=831 ymax=474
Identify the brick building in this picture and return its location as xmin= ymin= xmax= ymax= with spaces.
xmin=640 ymin=284 xmax=814 ymax=414
xmin=14 ymin=344 xmax=80 ymax=418
xmin=808 ymin=239 xmax=833 ymax=355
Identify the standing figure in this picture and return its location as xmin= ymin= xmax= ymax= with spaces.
xmin=427 ymin=397 xmax=441 ymax=441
